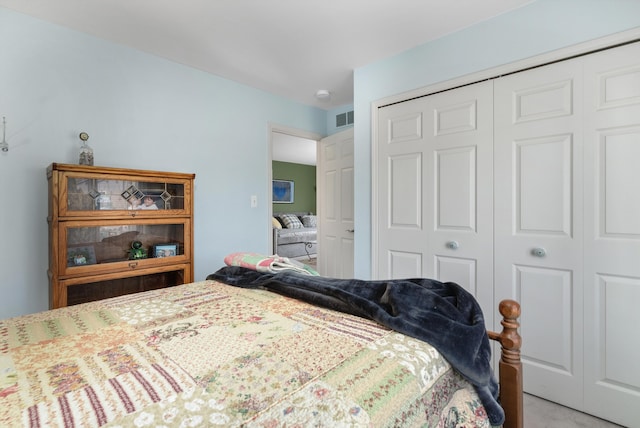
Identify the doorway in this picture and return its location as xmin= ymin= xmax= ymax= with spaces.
xmin=268 ymin=124 xmax=321 ymax=259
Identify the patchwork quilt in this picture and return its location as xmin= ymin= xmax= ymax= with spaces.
xmin=1 ymin=280 xmax=493 ymax=427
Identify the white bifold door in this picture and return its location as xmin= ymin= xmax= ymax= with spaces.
xmin=582 ymin=42 xmax=640 ymax=424
xmin=375 ymin=80 xmax=495 ymax=324
xmin=493 ymin=57 xmax=586 ymax=410
xmin=375 ymin=41 xmax=640 ymax=427
xmin=494 ymin=42 xmax=640 ymax=427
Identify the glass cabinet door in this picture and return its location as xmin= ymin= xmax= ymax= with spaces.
xmin=60 ymin=219 xmax=190 ymax=276
xmin=60 ymin=172 xmax=190 ymax=216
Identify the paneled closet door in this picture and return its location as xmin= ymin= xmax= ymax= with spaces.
xmin=583 ymin=41 xmax=640 ymax=428
xmin=494 ymin=59 xmax=585 ymax=409
xmin=376 ymin=81 xmax=494 ymax=320
xmin=428 ymin=82 xmax=494 ymax=324
xmin=376 ymin=96 xmax=430 ymax=279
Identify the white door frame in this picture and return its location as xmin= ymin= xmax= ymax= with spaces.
xmin=267 ymin=123 xmax=322 ymax=254
xmin=371 ymin=27 xmax=640 ymax=276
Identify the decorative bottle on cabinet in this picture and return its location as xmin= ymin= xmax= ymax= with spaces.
xmin=46 ymin=163 xmax=195 ymax=308
xmin=78 ymin=132 xmax=94 ymax=166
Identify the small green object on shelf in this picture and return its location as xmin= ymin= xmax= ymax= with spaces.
xmin=128 ymin=240 xmax=148 ymax=260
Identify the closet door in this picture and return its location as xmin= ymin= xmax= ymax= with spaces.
xmin=494 ymin=59 xmax=585 ymax=409
xmin=376 ymin=96 xmax=430 ymax=279
xmin=582 ymin=42 xmax=640 ymax=428
xmin=376 ymin=81 xmax=494 ymax=319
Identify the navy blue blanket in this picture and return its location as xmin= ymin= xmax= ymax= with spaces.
xmin=208 ymin=266 xmax=503 ymax=425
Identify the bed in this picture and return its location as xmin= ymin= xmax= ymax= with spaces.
xmin=0 ymin=263 xmax=522 ymax=427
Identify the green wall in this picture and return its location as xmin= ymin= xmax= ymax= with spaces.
xmin=272 ymin=161 xmax=316 ymax=214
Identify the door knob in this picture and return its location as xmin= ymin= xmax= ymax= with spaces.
xmin=446 ymin=240 xmax=459 ymax=250
xmin=531 ymin=247 xmax=546 ymax=257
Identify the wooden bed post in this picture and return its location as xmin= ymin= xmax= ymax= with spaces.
xmin=488 ymin=299 xmax=523 ymax=428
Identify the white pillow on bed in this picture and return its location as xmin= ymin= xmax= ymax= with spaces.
xmin=280 ymin=214 xmax=303 ymax=229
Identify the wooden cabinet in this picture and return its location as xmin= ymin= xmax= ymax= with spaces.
xmin=47 ymin=163 xmax=195 ymax=308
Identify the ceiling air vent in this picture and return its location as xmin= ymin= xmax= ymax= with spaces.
xmin=336 ymin=110 xmax=354 ymax=128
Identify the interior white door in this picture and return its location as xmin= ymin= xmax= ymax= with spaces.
xmin=582 ymin=41 xmax=640 ymax=428
xmin=494 ymin=58 xmax=585 ymax=409
xmin=317 ymin=128 xmax=354 ymax=278
xmin=376 ymin=81 xmax=494 ymax=319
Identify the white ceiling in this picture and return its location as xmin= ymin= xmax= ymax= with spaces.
xmin=272 ymin=132 xmax=317 ymax=166
xmin=0 ymin=0 xmax=532 ymax=110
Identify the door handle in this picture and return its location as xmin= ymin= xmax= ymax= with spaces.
xmin=446 ymin=240 xmax=459 ymax=250
xmin=531 ymin=247 xmax=546 ymax=257
xmin=346 ymin=229 xmax=355 ymax=233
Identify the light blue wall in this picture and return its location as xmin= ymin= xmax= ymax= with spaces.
xmin=0 ymin=7 xmax=326 ymax=319
xmin=3 ymin=1 xmax=640 ymax=318
xmin=353 ymin=0 xmax=640 ymax=278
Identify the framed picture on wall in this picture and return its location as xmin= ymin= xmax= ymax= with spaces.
xmin=273 ymin=180 xmax=294 ymax=203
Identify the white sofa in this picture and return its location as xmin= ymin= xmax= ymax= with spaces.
xmin=272 ymin=213 xmax=317 ymax=259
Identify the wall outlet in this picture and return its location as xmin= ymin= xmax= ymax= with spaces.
xmin=250 ymin=195 xmax=257 ymax=208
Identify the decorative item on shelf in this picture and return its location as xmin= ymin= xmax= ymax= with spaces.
xmin=128 ymin=240 xmax=148 ymax=260
xmin=78 ymin=131 xmax=93 ymax=165
xmin=67 ymin=245 xmax=97 ymax=266
xmin=1 ymin=116 xmax=8 ymax=152
xmin=153 ymin=243 xmax=178 ymax=258
xmin=122 ymin=185 xmax=146 ymax=208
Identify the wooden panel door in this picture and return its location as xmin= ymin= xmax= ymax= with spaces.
xmin=494 ymin=58 xmax=585 ymax=409
xmin=376 ymin=81 xmax=494 ymax=319
xmin=317 ymin=128 xmax=354 ymax=278
xmin=582 ymin=41 xmax=640 ymax=428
